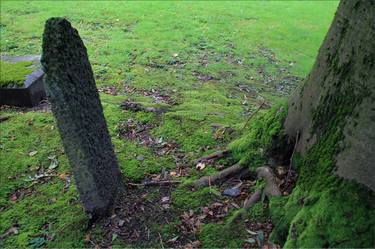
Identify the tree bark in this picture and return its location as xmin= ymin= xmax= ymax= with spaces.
xmin=284 ymin=0 xmax=375 ymax=191
xmin=41 ymin=18 xmax=123 ymax=217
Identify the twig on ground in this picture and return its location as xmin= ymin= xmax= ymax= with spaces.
xmin=241 ymin=101 xmax=265 ymax=132
xmin=193 ymin=149 xmax=230 ymax=165
xmin=121 ymin=101 xmax=169 ymax=115
xmin=127 ymin=180 xmax=181 ymax=187
xmin=158 ymin=233 xmax=165 ymax=249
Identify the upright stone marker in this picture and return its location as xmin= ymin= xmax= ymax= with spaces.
xmin=41 ymin=18 xmax=122 ymax=217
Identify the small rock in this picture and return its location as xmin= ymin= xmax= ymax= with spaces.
xmin=223 ymin=187 xmax=241 ymax=197
xmin=136 ymin=155 xmax=144 ymax=161
xmin=118 ymin=219 xmax=125 ymax=227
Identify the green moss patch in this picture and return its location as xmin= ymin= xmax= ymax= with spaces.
xmin=229 ymin=102 xmax=289 ymax=168
xmin=172 ymin=183 xmax=221 ymax=212
xmin=199 ymin=222 xmax=246 ymax=248
xmin=0 ymin=61 xmax=32 ymax=88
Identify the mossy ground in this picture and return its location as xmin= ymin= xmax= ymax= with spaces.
xmin=0 ymin=61 xmax=32 ymax=88
xmin=0 ymin=2 xmax=339 ymax=247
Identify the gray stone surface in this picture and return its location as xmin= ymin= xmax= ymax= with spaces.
xmin=41 ymin=18 xmax=122 ymax=217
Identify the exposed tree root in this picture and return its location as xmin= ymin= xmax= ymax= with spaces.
xmin=256 ymin=166 xmax=282 ymax=197
xmin=121 ymin=101 xmax=169 ymax=115
xmin=243 ymin=189 xmax=262 ymax=209
xmin=194 ymin=163 xmax=249 ymax=189
xmin=193 ymin=149 xmax=230 ymax=165
xmin=228 ymin=166 xmax=282 ymax=224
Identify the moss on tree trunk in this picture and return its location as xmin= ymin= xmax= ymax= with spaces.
xmin=271 ymin=0 xmax=375 ymax=247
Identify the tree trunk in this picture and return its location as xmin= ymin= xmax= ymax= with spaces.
xmin=41 ymin=18 xmax=123 ymax=218
xmin=285 ymin=0 xmax=375 ymax=191
xmin=269 ymin=1 xmax=374 ymax=247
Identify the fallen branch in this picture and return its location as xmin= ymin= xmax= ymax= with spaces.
xmin=127 ymin=180 xmax=181 ymax=187
xmin=194 ymin=163 xmax=248 ymax=189
xmin=121 ymin=101 xmax=168 ymax=115
xmin=193 ymin=149 xmax=230 ymax=165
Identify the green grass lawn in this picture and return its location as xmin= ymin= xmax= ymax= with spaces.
xmin=0 ymin=1 xmax=338 ymax=247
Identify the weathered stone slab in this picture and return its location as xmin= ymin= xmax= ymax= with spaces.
xmin=0 ymin=55 xmax=46 ymax=107
xmin=41 ymin=18 xmax=122 ymax=217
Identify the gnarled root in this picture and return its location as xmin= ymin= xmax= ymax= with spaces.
xmin=194 ymin=163 xmax=248 ymax=189
xmin=243 ymin=166 xmax=282 ymax=209
xmin=230 ymin=166 xmax=282 ymax=224
xmin=243 ymin=189 xmax=262 ymax=209
xmin=256 ymin=166 xmax=282 ymax=197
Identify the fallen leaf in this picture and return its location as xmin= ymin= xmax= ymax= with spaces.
xmin=231 ymin=202 xmax=240 ymax=209
xmin=161 ymin=196 xmax=170 ymax=204
xmin=58 ymin=173 xmax=68 ymax=180
xmin=167 ymin=235 xmax=179 ymax=243
xmin=48 ymin=159 xmax=59 ymax=170
xmin=244 ymin=238 xmax=256 ymax=244
xmin=246 ymin=229 xmax=258 ymax=235
xmin=196 ymin=162 xmax=206 ymax=171
xmin=10 ymin=194 xmax=17 ymax=202
xmin=28 ymin=237 xmax=46 ymax=248
xmin=0 ymin=225 xmax=19 ymax=239
xmin=162 ymin=204 xmax=170 ymax=209
xmin=29 ymin=151 xmax=38 ymax=157
xmin=118 ymin=219 xmax=125 ymax=227
xmin=63 ymin=176 xmax=71 ymax=191
xmin=84 ymin=233 xmax=91 ymax=242
xmin=170 ymin=171 xmax=177 ymax=176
